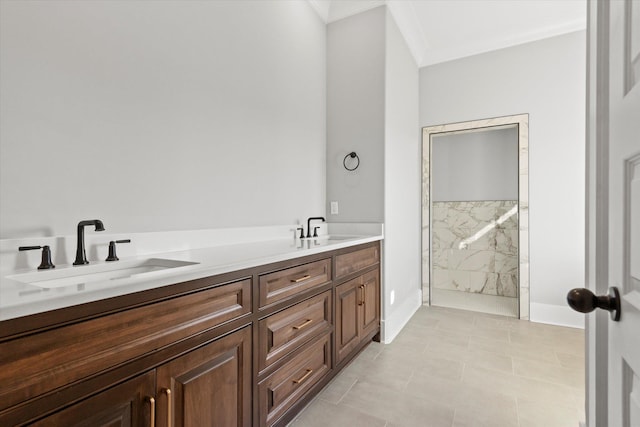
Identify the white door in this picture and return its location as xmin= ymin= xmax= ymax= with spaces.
xmin=579 ymin=1 xmax=640 ymax=426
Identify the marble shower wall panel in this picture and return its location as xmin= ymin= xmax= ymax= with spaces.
xmin=432 ymin=200 xmax=518 ymax=297
xmin=421 ymin=153 xmax=430 ymax=304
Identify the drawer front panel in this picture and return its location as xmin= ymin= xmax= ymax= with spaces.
xmin=335 ymin=245 xmax=379 ymax=279
xmin=258 ymin=290 xmax=331 ymax=372
xmin=0 ymin=278 xmax=252 ymax=411
xmin=259 ymin=259 xmax=331 ymax=308
xmin=258 ymin=333 xmax=331 ymax=427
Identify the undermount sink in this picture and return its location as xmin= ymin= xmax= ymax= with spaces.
xmin=8 ymin=258 xmax=199 ymax=289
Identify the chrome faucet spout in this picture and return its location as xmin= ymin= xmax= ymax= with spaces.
xmin=73 ymin=219 xmax=105 ymax=265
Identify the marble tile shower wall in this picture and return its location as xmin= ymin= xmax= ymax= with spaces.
xmin=432 ymin=200 xmax=518 ymax=297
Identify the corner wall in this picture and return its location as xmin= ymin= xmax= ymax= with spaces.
xmin=327 ymin=7 xmax=421 ymax=342
xmin=420 ymin=31 xmax=586 ymax=327
xmin=382 ymin=11 xmax=421 ymax=342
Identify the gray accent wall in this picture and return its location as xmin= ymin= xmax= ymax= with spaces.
xmin=431 ymin=126 xmax=518 ymax=201
xmin=0 ymin=1 xmax=326 ymax=238
xmin=326 ymin=7 xmax=385 ymax=223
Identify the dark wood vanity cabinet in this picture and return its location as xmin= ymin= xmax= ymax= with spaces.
xmin=29 ymin=371 xmax=156 ymax=427
xmin=335 ymin=269 xmax=380 ymax=365
xmin=156 ymin=326 xmax=252 ymax=427
xmin=0 ymin=241 xmax=380 ymax=427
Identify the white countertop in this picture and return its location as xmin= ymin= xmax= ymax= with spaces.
xmin=0 ymin=224 xmax=383 ymax=321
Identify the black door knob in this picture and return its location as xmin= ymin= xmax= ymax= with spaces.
xmin=567 ymin=287 xmax=620 ymax=321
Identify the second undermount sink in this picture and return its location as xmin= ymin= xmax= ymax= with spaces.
xmin=8 ymin=258 xmax=199 ymax=289
xmin=319 ymin=235 xmax=360 ymax=241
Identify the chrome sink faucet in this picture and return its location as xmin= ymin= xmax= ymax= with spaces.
xmin=73 ymin=219 xmax=105 ymax=265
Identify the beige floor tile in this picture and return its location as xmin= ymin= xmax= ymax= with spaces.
xmin=317 ymin=371 xmax=358 ymax=404
xmin=341 ymin=356 xmax=415 ymax=391
xmin=555 ymin=351 xmax=585 ymax=368
xmin=468 ymin=336 xmax=561 ymax=365
xmin=453 ymin=404 xmax=519 ymax=427
xmin=462 ymin=365 xmax=581 ymax=409
xmin=289 ymin=306 xmax=586 ymax=427
xmin=341 ymin=380 xmax=455 ymax=427
xmin=414 ymin=354 xmax=465 ymax=380
xmin=512 ymin=357 xmax=585 ymax=389
xmin=517 ymin=400 xmax=585 ymax=427
xmin=289 ymin=398 xmax=387 ymax=427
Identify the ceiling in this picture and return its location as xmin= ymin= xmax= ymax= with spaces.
xmin=307 ymin=0 xmax=587 ymax=67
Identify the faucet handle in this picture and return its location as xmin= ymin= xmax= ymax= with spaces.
xmin=313 ymin=226 xmax=320 ymax=237
xmin=106 ymin=239 xmax=131 ymax=262
xmin=297 ymin=227 xmax=305 ymax=239
xmin=19 ymin=245 xmax=55 ymax=270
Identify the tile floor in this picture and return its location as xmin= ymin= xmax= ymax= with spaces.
xmin=289 ymin=306 xmax=585 ymax=427
xmin=431 ymin=288 xmax=519 ymax=317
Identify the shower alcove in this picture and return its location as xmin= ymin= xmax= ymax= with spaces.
xmin=422 ymin=114 xmax=529 ymax=318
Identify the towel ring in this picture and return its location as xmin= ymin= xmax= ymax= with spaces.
xmin=343 ymin=152 xmax=360 ymax=171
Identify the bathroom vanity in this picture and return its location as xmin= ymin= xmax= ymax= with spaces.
xmin=0 ymin=235 xmax=381 ymax=427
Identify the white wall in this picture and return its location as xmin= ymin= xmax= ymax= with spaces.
xmin=326 ymin=7 xmax=385 ymax=223
xmin=0 ymin=0 xmax=326 ymax=239
xmin=431 ymin=126 xmax=518 ymax=201
xmin=420 ymin=31 xmax=586 ymax=319
xmin=383 ymin=11 xmax=421 ymax=341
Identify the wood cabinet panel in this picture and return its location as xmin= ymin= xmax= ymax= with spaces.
xmin=30 ymin=371 xmax=155 ymax=427
xmin=258 ymin=290 xmax=331 ymax=372
xmin=335 ymin=269 xmax=380 ymax=366
xmin=335 ymin=279 xmax=361 ymax=365
xmin=259 ymin=259 xmax=331 ymax=308
xmin=335 ymin=245 xmax=379 ymax=279
xmin=156 ymin=327 xmax=252 ymax=427
xmin=0 ymin=279 xmax=251 ymax=412
xmin=258 ymin=333 xmax=331 ymax=427
xmin=360 ymin=270 xmax=380 ymax=339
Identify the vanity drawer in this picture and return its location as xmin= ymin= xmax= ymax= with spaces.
xmin=259 ymin=258 xmax=331 ymax=308
xmin=0 ymin=278 xmax=252 ymax=411
xmin=335 ymin=244 xmax=379 ymax=279
xmin=258 ymin=332 xmax=331 ymax=427
xmin=258 ymin=290 xmax=332 ymax=372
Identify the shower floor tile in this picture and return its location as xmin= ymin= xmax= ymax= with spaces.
xmin=289 ymin=305 xmax=585 ymax=427
xmin=432 ymin=288 xmax=519 ymax=317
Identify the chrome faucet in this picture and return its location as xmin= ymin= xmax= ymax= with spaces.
xmin=306 ymin=217 xmax=325 ymax=238
xmin=73 ymin=219 xmax=105 ymax=265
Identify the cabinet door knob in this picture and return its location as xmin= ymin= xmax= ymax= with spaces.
xmin=566 ymin=287 xmax=621 ymax=321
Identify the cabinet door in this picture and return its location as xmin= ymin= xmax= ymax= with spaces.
xmin=30 ymin=371 xmax=155 ymax=427
xmin=156 ymin=326 xmax=252 ymax=427
xmin=360 ymin=270 xmax=380 ymax=339
xmin=335 ymin=278 xmax=360 ymax=365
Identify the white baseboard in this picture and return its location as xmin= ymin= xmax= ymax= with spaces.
xmin=530 ymin=302 xmax=585 ymax=329
xmin=381 ymin=288 xmax=422 ymax=343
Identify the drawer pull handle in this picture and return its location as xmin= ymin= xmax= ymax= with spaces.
xmin=146 ymin=396 xmax=156 ymax=427
xmin=293 ymin=319 xmax=313 ymax=330
xmin=358 ymin=285 xmax=365 ymax=306
xmin=293 ymin=369 xmax=314 ymax=384
xmin=291 ymin=274 xmax=311 ymax=283
xmin=162 ymin=388 xmax=172 ymax=427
